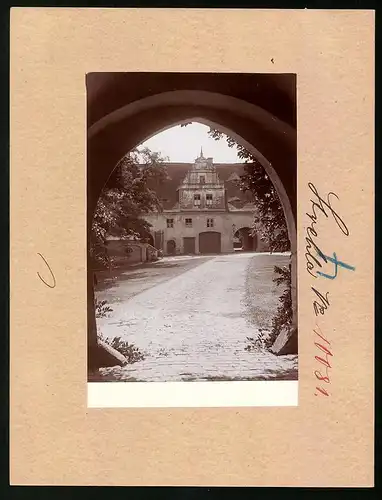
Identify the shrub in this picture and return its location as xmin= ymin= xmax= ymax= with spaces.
xmin=267 ymin=264 xmax=292 ymax=347
xmin=245 ymin=264 xmax=293 ymax=351
xmin=245 ymin=329 xmax=268 ymax=351
xmin=107 ymin=336 xmax=145 ymax=364
xmin=95 ymin=298 xmax=145 ymax=364
xmin=98 ymin=333 xmax=145 ymax=364
xmin=95 ymin=299 xmax=113 ymax=318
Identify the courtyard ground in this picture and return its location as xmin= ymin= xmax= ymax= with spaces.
xmin=92 ymin=252 xmax=298 ymax=382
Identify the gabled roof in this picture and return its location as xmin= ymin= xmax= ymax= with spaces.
xmin=157 ymin=162 xmax=253 ymax=210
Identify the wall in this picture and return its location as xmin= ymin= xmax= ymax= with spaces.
xmin=179 ymin=187 xmax=226 ymax=210
xmin=104 ymin=240 xmax=159 ymax=267
xmin=145 ymin=211 xmax=262 ymax=254
xmin=105 ymin=240 xmax=145 ymax=266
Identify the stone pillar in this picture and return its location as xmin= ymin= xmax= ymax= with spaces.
xmin=270 ymin=210 xmax=298 ymax=355
xmin=87 ymin=254 xmax=99 ymax=371
xmin=253 ymin=232 xmax=259 ymax=251
xmin=87 ymin=252 xmax=128 ymax=371
xmin=87 ymin=168 xmax=128 ymax=372
xmin=290 ymin=245 xmax=298 ymax=329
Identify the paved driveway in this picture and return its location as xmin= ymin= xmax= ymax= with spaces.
xmin=95 ymin=252 xmax=297 ymax=382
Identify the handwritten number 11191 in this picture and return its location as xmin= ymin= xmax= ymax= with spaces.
xmin=305 ymin=183 xmax=355 ymax=398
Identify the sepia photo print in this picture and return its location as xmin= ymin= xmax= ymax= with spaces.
xmin=87 ymin=72 xmax=297 ymax=396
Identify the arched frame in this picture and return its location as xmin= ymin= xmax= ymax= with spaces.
xmin=87 ymin=90 xmax=297 ymax=358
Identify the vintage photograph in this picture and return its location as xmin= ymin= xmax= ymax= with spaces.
xmin=87 ymin=73 xmax=297 ymax=383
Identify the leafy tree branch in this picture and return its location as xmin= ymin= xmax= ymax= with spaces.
xmin=208 ymin=129 xmax=290 ymax=252
xmin=91 ymin=147 xmax=169 ymax=268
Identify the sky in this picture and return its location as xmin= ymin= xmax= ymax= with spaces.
xmin=140 ymin=122 xmax=244 ymax=163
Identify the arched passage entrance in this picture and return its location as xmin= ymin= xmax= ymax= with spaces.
xmin=234 ymin=227 xmax=257 ymax=251
xmin=166 ymin=239 xmax=176 ymax=255
xmin=87 ymin=75 xmax=297 ymax=366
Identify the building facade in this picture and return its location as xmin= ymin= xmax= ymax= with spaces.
xmin=145 ymin=150 xmax=269 ymax=255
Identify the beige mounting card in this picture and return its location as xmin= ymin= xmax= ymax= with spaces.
xmin=10 ymin=8 xmax=374 ymax=487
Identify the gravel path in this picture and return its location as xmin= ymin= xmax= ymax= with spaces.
xmin=94 ymin=253 xmax=298 ymax=382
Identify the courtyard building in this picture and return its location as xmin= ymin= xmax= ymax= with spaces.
xmin=145 ymin=149 xmax=270 ymax=255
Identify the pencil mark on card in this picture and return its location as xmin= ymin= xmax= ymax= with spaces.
xmin=37 ymin=253 xmax=56 ymax=289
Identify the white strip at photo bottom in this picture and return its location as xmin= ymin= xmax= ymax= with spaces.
xmin=88 ymin=380 xmax=298 ymax=408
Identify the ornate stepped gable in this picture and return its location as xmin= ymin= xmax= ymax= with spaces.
xmin=177 ymin=149 xmax=226 ymax=211
xmin=156 ymin=151 xmax=253 ymax=211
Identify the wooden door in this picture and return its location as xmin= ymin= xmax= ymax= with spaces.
xmin=199 ymin=232 xmax=221 ymax=254
xmin=183 ymin=237 xmax=196 ymax=254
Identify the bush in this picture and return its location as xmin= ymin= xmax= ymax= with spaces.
xmin=245 ymin=329 xmax=268 ymax=351
xmin=95 ymin=299 xmax=145 ymax=364
xmin=245 ymin=264 xmax=292 ymax=351
xmin=267 ymin=264 xmax=292 ymax=346
xmin=98 ymin=333 xmax=145 ymax=364
xmin=95 ymin=299 xmax=113 ymax=318
xmin=106 ymin=336 xmax=145 ymax=364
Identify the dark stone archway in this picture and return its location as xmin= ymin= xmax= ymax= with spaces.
xmin=87 ymin=95 xmax=296 ymax=218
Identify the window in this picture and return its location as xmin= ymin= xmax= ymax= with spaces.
xmin=166 ymin=218 xmax=174 ymax=228
xmin=206 ymin=193 xmax=213 ymax=206
xmin=185 ymin=218 xmax=192 ymax=228
xmin=207 ymin=218 xmax=214 ymax=228
xmin=200 ymin=176 xmax=206 ymax=184
xmin=194 ymin=193 xmax=201 ymax=206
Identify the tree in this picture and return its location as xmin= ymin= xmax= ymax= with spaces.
xmin=91 ymin=147 xmax=168 ymax=267
xmin=208 ymin=128 xmax=293 ymax=348
xmin=208 ymin=129 xmax=290 ymax=252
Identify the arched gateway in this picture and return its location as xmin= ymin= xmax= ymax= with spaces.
xmin=87 ymin=73 xmax=297 ymax=367
xmin=166 ymin=239 xmax=176 ymax=255
xmin=234 ymin=227 xmax=258 ymax=251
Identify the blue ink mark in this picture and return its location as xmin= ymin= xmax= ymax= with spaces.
xmin=316 ymin=251 xmax=355 ymax=280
